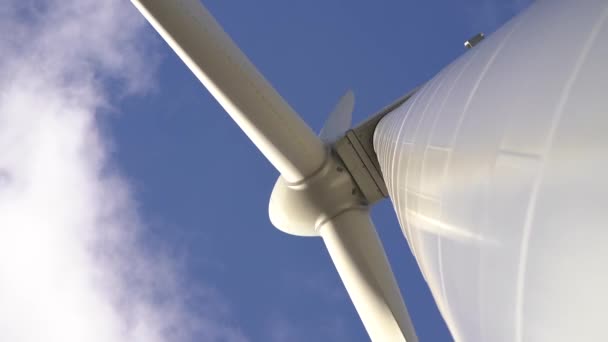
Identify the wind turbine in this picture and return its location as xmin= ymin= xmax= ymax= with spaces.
xmin=130 ymin=0 xmax=608 ymax=341
xmin=130 ymin=0 xmax=416 ymax=340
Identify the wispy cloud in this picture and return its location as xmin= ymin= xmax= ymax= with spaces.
xmin=0 ymin=0 xmax=247 ymax=341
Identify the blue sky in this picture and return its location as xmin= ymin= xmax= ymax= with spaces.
xmin=0 ymin=0 xmax=529 ymax=341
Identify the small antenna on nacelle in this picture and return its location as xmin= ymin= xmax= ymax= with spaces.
xmin=464 ymin=32 xmax=485 ymax=49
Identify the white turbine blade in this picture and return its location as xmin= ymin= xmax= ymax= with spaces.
xmin=319 ymin=209 xmax=418 ymax=342
xmin=130 ymin=0 xmax=326 ymax=183
xmin=319 ymin=90 xmax=354 ymax=143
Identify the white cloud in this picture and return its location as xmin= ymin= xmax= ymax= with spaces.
xmin=0 ymin=0 xmax=247 ymax=341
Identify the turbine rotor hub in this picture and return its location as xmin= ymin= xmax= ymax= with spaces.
xmin=268 ymin=150 xmax=365 ymax=237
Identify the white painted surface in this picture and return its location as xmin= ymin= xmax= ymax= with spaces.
xmin=319 ymin=209 xmax=417 ymax=342
xmin=375 ymin=1 xmax=608 ymax=340
xmin=131 ymin=0 xmax=326 ymax=183
xmin=319 ymin=90 xmax=354 ymax=143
